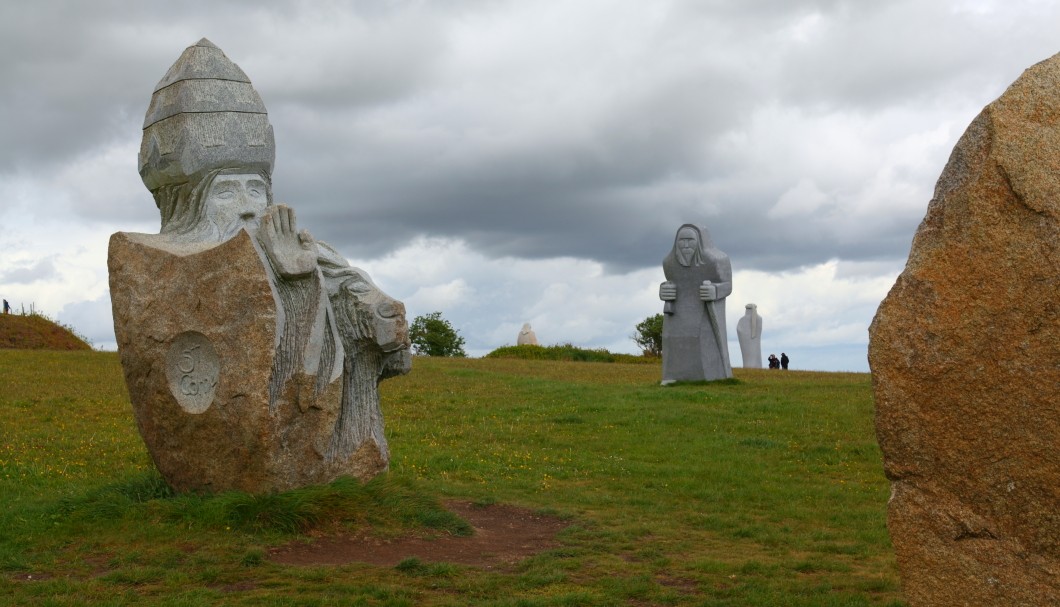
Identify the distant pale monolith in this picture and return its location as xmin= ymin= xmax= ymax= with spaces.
xmin=659 ymin=224 xmax=732 ymax=383
xmin=109 ymin=39 xmax=412 ymax=494
xmin=516 ymin=323 xmax=539 ymax=346
xmin=736 ymin=303 xmax=762 ymax=369
xmin=869 ymin=53 xmax=1059 ymax=606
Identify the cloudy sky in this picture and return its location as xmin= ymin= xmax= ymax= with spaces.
xmin=1 ymin=0 xmax=1057 ymax=371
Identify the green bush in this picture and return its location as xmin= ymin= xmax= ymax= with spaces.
xmin=485 ymin=343 xmax=660 ymax=364
xmin=486 ymin=344 xmax=613 ymax=362
xmin=631 ymin=314 xmax=663 ymax=357
xmin=410 ymin=311 xmax=467 ymax=357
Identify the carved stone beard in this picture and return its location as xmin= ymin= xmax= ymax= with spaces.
xmin=214 ymin=213 xmax=260 ymax=243
xmin=674 ymin=230 xmax=704 ymax=267
xmin=155 ymin=169 xmax=272 ymax=244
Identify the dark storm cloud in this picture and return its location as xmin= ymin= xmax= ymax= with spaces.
xmin=5 ymin=0 xmax=1060 ymax=278
xmin=0 ymin=0 xmax=450 ymax=171
xmin=251 ymin=1 xmax=1043 ymax=274
xmin=264 ymin=58 xmax=925 ymax=274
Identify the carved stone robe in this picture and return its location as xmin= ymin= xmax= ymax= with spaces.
xmin=661 ymin=225 xmax=733 ymax=382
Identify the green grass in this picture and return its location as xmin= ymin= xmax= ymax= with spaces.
xmin=0 ymin=350 xmax=904 ymax=606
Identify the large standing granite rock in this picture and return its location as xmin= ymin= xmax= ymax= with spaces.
xmin=868 ymin=53 xmax=1060 ymax=606
xmin=110 ymin=39 xmax=411 ymax=494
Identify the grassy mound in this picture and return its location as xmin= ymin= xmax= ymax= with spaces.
xmin=486 ymin=343 xmax=656 ymax=364
xmin=0 ymin=313 xmax=91 ymax=350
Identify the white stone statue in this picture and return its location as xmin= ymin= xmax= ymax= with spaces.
xmin=736 ymin=303 xmax=763 ymax=368
xmin=109 ymin=39 xmax=410 ymax=493
xmin=659 ymin=223 xmax=733 ymax=383
xmin=516 ymin=323 xmax=539 ymax=346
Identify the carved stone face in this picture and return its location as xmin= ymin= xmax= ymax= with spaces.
xmin=202 ymin=173 xmax=269 ymax=241
xmin=676 ymin=227 xmax=699 ymax=266
xmin=337 ymin=271 xmax=411 ymax=355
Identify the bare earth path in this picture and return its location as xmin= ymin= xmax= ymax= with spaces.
xmin=269 ymin=501 xmax=570 ymax=569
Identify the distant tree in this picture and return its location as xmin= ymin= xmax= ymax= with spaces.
xmin=632 ymin=313 xmax=663 ymax=357
xmin=409 ymin=311 xmax=467 ymax=357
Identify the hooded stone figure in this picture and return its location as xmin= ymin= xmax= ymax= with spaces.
xmin=736 ymin=303 xmax=763 ymax=369
xmin=659 ymin=223 xmax=733 ymax=383
xmin=109 ymin=39 xmax=411 ymax=493
xmin=516 ymin=323 xmax=539 ymax=346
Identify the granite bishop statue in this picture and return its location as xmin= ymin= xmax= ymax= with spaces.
xmin=659 ymin=224 xmax=733 ymax=383
xmin=108 ymin=39 xmax=412 ymax=494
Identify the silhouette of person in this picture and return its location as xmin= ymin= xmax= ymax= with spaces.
xmin=2 ymin=299 xmax=9 ymax=314
xmin=781 ymin=352 xmax=789 ymax=370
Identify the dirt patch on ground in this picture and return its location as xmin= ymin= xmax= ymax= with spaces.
xmin=269 ymin=501 xmax=570 ymax=569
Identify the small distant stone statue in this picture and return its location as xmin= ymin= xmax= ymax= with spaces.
xmin=659 ymin=224 xmax=732 ymax=383
xmin=516 ymin=323 xmax=539 ymax=346
xmin=736 ymin=303 xmax=762 ymax=368
xmin=108 ymin=39 xmax=412 ymax=494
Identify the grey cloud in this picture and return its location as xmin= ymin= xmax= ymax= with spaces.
xmin=266 ymin=75 xmax=929 ymax=275
xmin=0 ymin=1 xmax=449 ymax=173
xmin=1 ymin=257 xmax=58 ymax=284
xmin=6 ymin=0 xmax=1053 ymax=281
xmin=0 ymin=4 xmax=167 ymax=172
xmin=57 ymin=294 xmax=114 ymax=349
xmin=771 ymin=2 xmax=1060 ymax=110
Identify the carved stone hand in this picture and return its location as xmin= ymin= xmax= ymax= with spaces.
xmin=659 ymin=281 xmax=677 ymax=301
xmin=257 ymin=204 xmax=316 ymax=278
xmin=699 ymin=280 xmax=717 ymax=302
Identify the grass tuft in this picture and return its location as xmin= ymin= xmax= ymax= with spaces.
xmin=54 ymin=471 xmax=469 ymax=536
xmin=395 ymin=557 xmax=461 ymax=578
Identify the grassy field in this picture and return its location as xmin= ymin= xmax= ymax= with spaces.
xmin=0 ymin=350 xmax=903 ymax=606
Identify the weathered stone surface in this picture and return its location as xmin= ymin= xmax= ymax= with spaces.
xmin=517 ymin=323 xmax=539 ymax=346
xmin=736 ymin=303 xmax=762 ymax=369
xmin=111 ymin=231 xmax=349 ymax=492
xmin=139 ymin=38 xmax=274 ymax=193
xmin=868 ymin=53 xmax=1060 ymax=606
xmin=110 ymin=39 xmax=410 ymax=494
xmin=659 ymin=224 xmax=732 ymax=383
